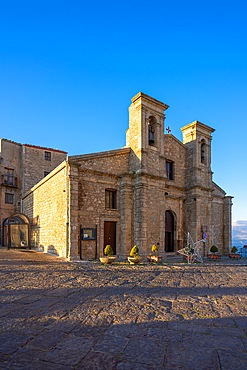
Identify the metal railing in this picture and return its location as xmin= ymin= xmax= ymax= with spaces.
xmin=1 ymin=175 xmax=17 ymax=187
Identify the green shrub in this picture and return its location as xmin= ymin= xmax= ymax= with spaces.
xmin=104 ymin=245 xmax=114 ymax=256
xmin=210 ymin=245 xmax=218 ymax=253
xmin=231 ymin=246 xmax=238 ymax=254
xmin=130 ymin=245 xmax=139 ymax=257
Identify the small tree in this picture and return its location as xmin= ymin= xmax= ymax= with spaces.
xmin=210 ymin=245 xmax=218 ymax=254
xmin=130 ymin=245 xmax=139 ymax=257
xmin=231 ymin=246 xmax=238 ymax=254
xmin=104 ymin=245 xmax=114 ymax=256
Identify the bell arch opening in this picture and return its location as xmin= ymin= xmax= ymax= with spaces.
xmin=201 ymin=139 xmax=207 ymax=164
xmin=148 ymin=116 xmax=157 ymax=145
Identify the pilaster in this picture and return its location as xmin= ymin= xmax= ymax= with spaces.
xmin=120 ymin=175 xmax=133 ymax=258
xmin=67 ymin=163 xmax=80 ymax=260
xmin=133 ymin=172 xmax=149 ymax=254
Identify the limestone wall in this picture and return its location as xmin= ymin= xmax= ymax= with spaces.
xmin=22 ymin=145 xmax=67 ymax=193
xmin=22 ymin=163 xmax=68 ymax=258
xmin=70 ymin=148 xmax=130 ymax=175
xmin=211 ymin=198 xmax=225 ymax=254
xmin=163 ymin=134 xmax=186 ymax=187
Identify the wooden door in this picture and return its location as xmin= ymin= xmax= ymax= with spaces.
xmin=104 ymin=221 xmax=116 ymax=255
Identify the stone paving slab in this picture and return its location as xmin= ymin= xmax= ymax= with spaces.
xmin=0 ymin=248 xmax=247 ymax=369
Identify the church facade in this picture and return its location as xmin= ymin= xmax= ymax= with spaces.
xmin=22 ymin=92 xmax=233 ymax=260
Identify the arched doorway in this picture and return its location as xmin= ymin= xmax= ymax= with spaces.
xmin=165 ymin=210 xmax=175 ymax=252
xmin=3 ymin=214 xmax=30 ymax=249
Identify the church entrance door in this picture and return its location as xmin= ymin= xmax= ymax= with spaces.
xmin=165 ymin=211 xmax=175 ymax=252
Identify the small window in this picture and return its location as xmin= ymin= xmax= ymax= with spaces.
xmin=4 ymin=168 xmax=14 ymax=185
xmin=105 ymin=189 xmax=117 ymax=209
xmin=5 ymin=193 xmax=14 ymax=204
xmin=45 ymin=151 xmax=51 ymax=161
xmin=44 ymin=171 xmax=50 ymax=177
xmin=166 ymin=161 xmax=174 ymax=180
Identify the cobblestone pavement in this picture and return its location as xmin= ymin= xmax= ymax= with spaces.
xmin=0 ymin=248 xmax=247 ymax=370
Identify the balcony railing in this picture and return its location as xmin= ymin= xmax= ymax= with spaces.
xmin=1 ymin=175 xmax=18 ymax=187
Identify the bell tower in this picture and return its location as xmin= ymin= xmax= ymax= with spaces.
xmin=181 ymin=120 xmax=215 ymax=246
xmin=126 ymin=92 xmax=169 ymax=171
xmin=181 ymin=120 xmax=215 ymax=189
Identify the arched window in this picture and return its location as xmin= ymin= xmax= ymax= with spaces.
xmin=201 ymin=139 xmax=206 ymax=164
xmin=148 ymin=116 xmax=157 ymax=145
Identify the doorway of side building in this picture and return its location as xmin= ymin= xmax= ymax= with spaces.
xmin=104 ymin=221 xmax=116 ymax=255
xmin=165 ymin=210 xmax=175 ymax=252
xmin=3 ymin=213 xmax=30 ymax=248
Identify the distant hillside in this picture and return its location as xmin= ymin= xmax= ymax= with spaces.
xmin=232 ymin=220 xmax=247 ymax=246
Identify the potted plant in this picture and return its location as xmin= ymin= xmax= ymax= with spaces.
xmin=229 ymin=246 xmax=241 ymax=259
xmin=209 ymin=245 xmax=220 ymax=259
xmin=99 ymin=245 xmax=116 ymax=264
xmin=128 ymin=245 xmax=141 ymax=264
xmin=147 ymin=244 xmax=162 ymax=263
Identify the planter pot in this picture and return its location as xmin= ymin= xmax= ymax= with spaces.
xmin=229 ymin=254 xmax=241 ymax=259
xmin=209 ymin=254 xmax=220 ymax=260
xmin=99 ymin=256 xmax=116 ymax=264
xmin=147 ymin=255 xmax=162 ymax=263
xmin=128 ymin=256 xmax=141 ymax=264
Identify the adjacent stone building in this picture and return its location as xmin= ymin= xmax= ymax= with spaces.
xmin=0 ymin=139 xmax=67 ymax=246
xmin=21 ymin=92 xmax=233 ymax=260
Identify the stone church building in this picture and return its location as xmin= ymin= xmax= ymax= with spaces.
xmin=22 ymin=92 xmax=233 ymax=260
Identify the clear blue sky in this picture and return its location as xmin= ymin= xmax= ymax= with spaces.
xmin=0 ymin=0 xmax=246 ymax=221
